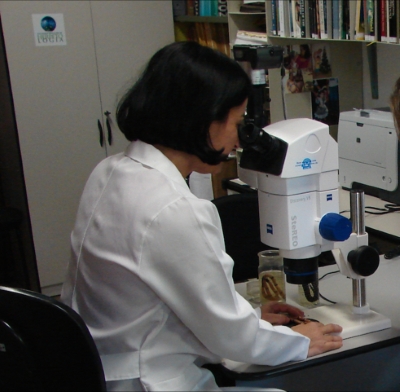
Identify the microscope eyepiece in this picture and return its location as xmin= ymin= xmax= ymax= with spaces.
xmin=238 ymin=123 xmax=288 ymax=176
xmin=239 ymin=123 xmax=282 ymax=154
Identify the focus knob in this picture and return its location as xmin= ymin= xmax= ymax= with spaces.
xmin=319 ymin=213 xmax=352 ymax=242
xmin=348 ymin=245 xmax=380 ymax=276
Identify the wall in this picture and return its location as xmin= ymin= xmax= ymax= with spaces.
xmin=0 ymin=0 xmax=174 ymax=294
xmin=363 ymin=43 xmax=400 ymax=110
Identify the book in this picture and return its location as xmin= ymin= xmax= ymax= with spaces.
xmin=291 ymin=0 xmax=301 ymax=37
xmin=379 ymin=0 xmax=387 ymax=42
xmin=210 ymin=0 xmax=219 ymax=16
xmin=332 ymin=0 xmax=340 ymax=39
xmin=355 ymin=0 xmax=365 ymax=40
xmin=326 ymin=0 xmax=333 ymax=39
xmin=173 ymin=0 xmax=187 ymax=17
xmin=279 ymin=0 xmax=291 ymax=37
xmin=315 ymin=0 xmax=321 ymax=38
xmin=363 ymin=0 xmax=370 ymax=39
xmin=341 ymin=0 xmax=350 ymax=39
xmin=299 ymin=0 xmax=310 ymax=38
xmin=186 ymin=0 xmax=195 ymax=16
xmin=210 ymin=23 xmax=223 ymax=53
xmin=174 ymin=22 xmax=191 ymax=42
xmin=309 ymin=0 xmax=320 ymax=38
xmin=194 ymin=22 xmax=207 ymax=46
xmin=203 ymin=22 xmax=217 ymax=49
xmin=199 ymin=0 xmax=212 ymax=16
xmin=387 ymin=0 xmax=396 ymax=43
xmin=271 ymin=0 xmax=278 ymax=35
xmin=318 ymin=0 xmax=328 ymax=39
xmin=338 ymin=0 xmax=343 ymax=38
xmin=367 ymin=0 xmax=376 ymax=41
xmin=177 ymin=22 xmax=200 ymax=42
xmin=217 ymin=0 xmax=227 ymax=16
xmin=276 ymin=0 xmax=281 ymax=35
xmin=194 ymin=0 xmax=200 ymax=15
xmin=289 ymin=0 xmax=294 ymax=36
xmin=365 ymin=0 xmax=376 ymax=41
xmin=215 ymin=23 xmax=230 ymax=56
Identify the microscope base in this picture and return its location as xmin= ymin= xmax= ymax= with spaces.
xmin=303 ymin=304 xmax=391 ymax=340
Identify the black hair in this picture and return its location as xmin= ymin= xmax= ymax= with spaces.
xmin=116 ymin=41 xmax=252 ymax=165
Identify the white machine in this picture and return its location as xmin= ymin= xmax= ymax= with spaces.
xmin=238 ymin=118 xmax=391 ymax=339
xmin=338 ymin=109 xmax=400 ymax=204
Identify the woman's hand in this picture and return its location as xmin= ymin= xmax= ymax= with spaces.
xmin=260 ymin=301 xmax=305 ymax=325
xmin=292 ymin=322 xmax=343 ymax=357
xmin=260 ymin=301 xmax=344 ymax=357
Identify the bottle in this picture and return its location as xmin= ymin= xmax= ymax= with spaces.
xmin=258 ymin=250 xmax=286 ymax=304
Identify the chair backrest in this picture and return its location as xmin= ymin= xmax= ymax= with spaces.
xmin=0 ymin=285 xmax=106 ymax=391
xmin=212 ymin=193 xmax=271 ymax=282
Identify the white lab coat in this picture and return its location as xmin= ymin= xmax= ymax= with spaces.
xmin=61 ymin=140 xmax=309 ymax=391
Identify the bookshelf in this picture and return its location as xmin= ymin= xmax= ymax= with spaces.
xmin=173 ymin=1 xmax=230 ymax=55
xmin=224 ymin=1 xmax=400 ymax=140
xmin=174 ymin=1 xmax=400 ymax=141
xmin=263 ymin=1 xmax=398 ymax=43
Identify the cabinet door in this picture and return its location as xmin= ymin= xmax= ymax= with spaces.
xmin=90 ymin=1 xmax=175 ymax=156
xmin=0 ymin=1 xmax=106 ymax=294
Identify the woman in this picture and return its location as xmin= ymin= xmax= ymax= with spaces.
xmin=61 ymin=41 xmax=342 ymax=391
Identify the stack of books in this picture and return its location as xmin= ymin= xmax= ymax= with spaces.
xmin=174 ymin=22 xmax=230 ymax=56
xmin=269 ymin=0 xmax=398 ymax=43
xmin=173 ymin=0 xmax=227 ymax=17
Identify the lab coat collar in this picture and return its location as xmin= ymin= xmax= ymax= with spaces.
xmin=124 ymin=140 xmax=189 ymax=189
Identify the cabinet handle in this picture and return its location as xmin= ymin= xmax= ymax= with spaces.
xmin=97 ymin=119 xmax=104 ymax=147
xmin=104 ymin=111 xmax=113 ymax=146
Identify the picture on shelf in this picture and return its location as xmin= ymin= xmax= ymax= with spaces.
xmin=311 ymin=43 xmax=332 ymax=78
xmin=283 ymin=44 xmax=313 ymax=94
xmin=311 ymin=77 xmax=340 ymax=126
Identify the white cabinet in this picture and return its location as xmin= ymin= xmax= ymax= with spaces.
xmin=0 ymin=1 xmax=174 ymax=295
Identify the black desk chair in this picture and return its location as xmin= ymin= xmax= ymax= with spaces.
xmin=212 ymin=193 xmax=270 ymax=283
xmin=0 ymin=207 xmax=31 ymax=288
xmin=0 ymin=285 xmax=106 ymax=391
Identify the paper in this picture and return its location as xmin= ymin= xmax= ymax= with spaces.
xmin=189 ymin=172 xmax=214 ymax=200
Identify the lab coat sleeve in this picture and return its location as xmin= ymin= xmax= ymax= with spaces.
xmin=139 ymin=196 xmax=309 ymax=366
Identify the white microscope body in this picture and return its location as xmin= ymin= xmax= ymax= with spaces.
xmin=238 ymin=118 xmax=391 ymax=339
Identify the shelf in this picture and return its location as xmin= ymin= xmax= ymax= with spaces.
xmin=266 ymin=36 xmax=399 ymax=47
xmin=228 ymin=12 xmax=266 ymax=16
xmin=267 ymin=36 xmax=366 ymax=44
xmin=174 ymin=15 xmax=228 ymax=24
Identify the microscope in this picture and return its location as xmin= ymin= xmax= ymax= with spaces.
xmin=238 ymin=118 xmax=391 ymax=339
xmin=233 ymin=43 xmax=391 ymax=338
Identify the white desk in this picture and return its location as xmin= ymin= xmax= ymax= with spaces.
xmin=223 ymin=257 xmax=400 ymax=390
